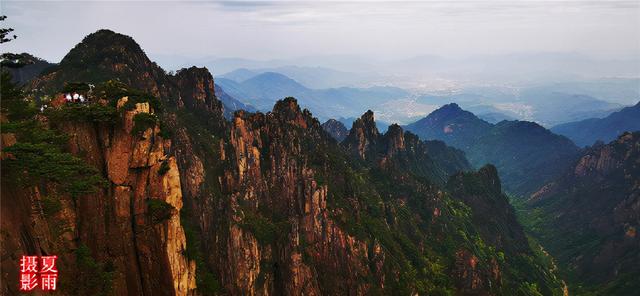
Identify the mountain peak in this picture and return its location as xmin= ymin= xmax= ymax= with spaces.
xmin=173 ymin=66 xmax=224 ymax=116
xmin=355 ymin=110 xmax=380 ymax=137
xmin=362 ymin=109 xmax=375 ymax=123
xmin=405 ymin=102 xmax=491 ymax=150
xmin=385 ymin=124 xmax=406 ymax=154
xmin=273 ymin=97 xmax=301 ymax=113
xmin=85 ymin=29 xmax=128 ymax=40
xmin=62 ymin=29 xmax=146 ymax=65
xmin=271 ymin=97 xmax=312 ymax=127
xmin=386 ymin=123 xmax=405 ymax=142
xmin=430 ymin=103 xmax=468 ymax=118
xmin=244 ymin=72 xmax=305 ymax=88
xmin=321 ymin=119 xmax=348 ymax=142
xmin=407 ymin=103 xmax=483 ymax=131
xmin=441 ymin=102 xmax=462 ymax=111
xmin=33 ymin=29 xmax=169 ymax=96
xmin=343 ymin=110 xmax=381 ymax=159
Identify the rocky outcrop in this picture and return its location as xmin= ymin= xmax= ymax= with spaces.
xmin=384 ymin=124 xmax=405 ymax=155
xmin=174 ymin=67 xmax=225 ymax=116
xmin=321 ymin=119 xmax=348 ymax=142
xmin=343 ymin=110 xmax=379 ymax=160
xmin=343 ymin=111 xmax=471 ymax=184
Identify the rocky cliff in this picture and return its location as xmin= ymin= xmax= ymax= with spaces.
xmin=2 ymin=92 xmax=196 ymax=295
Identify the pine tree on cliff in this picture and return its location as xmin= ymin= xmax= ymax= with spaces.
xmin=1 ymin=72 xmax=106 ymax=197
xmin=0 ymin=15 xmax=17 ymax=43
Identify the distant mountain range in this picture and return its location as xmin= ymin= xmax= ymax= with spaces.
xmin=518 ymin=89 xmax=622 ymax=126
xmin=220 ymin=66 xmax=380 ymax=89
xmin=414 ymin=89 xmax=624 ymax=127
xmin=214 ymin=83 xmax=257 ymax=118
xmin=551 ymin=101 xmax=640 ymax=147
xmin=211 ymin=59 xmax=637 ymax=127
xmin=215 ymin=72 xmax=409 ymax=121
xmin=159 ymin=53 xmax=640 ymax=90
xmin=405 ymin=103 xmax=580 ymax=196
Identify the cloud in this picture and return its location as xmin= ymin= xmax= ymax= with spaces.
xmin=1 ymin=0 xmax=638 ymax=64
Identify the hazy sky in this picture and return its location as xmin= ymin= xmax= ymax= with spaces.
xmin=2 ymin=0 xmax=640 ymax=64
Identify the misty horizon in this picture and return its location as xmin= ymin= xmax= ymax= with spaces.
xmin=3 ymin=0 xmax=640 ymax=63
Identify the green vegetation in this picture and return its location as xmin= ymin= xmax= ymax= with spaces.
xmin=514 ymin=187 xmax=640 ymax=296
xmin=1 ymin=71 xmax=36 ymax=121
xmin=146 ymin=199 xmax=174 ymax=223
xmin=239 ymin=210 xmax=290 ymax=245
xmin=45 ymin=103 xmax=118 ymax=124
xmin=132 ymin=113 xmax=158 ymax=135
xmin=1 ymin=72 xmax=107 ymax=198
xmin=61 ymin=81 xmax=90 ymax=93
xmin=180 ymin=209 xmax=221 ymax=295
xmin=0 ymin=15 xmax=17 ymax=44
xmin=180 ymin=209 xmax=200 ymax=261
xmin=516 ymin=282 xmax=544 ymax=296
xmin=3 ymin=141 xmax=107 ymax=197
xmin=90 ymin=80 xmax=163 ymax=112
xmin=71 ymin=244 xmax=115 ymax=296
xmin=41 ymin=196 xmax=63 ymax=218
xmin=158 ymin=120 xmax=172 ymax=138
xmin=157 ymin=159 xmax=170 ymax=175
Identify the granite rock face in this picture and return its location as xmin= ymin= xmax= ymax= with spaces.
xmin=1 ymin=97 xmax=196 ymax=296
